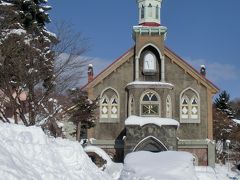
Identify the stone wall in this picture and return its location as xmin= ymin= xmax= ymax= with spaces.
xmin=124 ymin=124 xmax=178 ymax=156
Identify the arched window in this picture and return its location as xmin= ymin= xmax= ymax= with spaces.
xmin=190 ymin=96 xmax=199 ymax=119
xmin=155 ymin=5 xmax=159 ymax=19
xmin=181 ymin=95 xmax=189 ymax=119
xmin=141 ymin=5 xmax=145 ymax=19
xmin=110 ymin=95 xmax=118 ymax=119
xmin=143 ymin=52 xmax=157 ymax=73
xmin=100 ymin=95 xmax=109 ymax=119
xmin=148 ymin=4 xmax=152 ymax=17
xmin=100 ymin=88 xmax=119 ymax=122
xmin=166 ymin=95 xmax=172 ymax=118
xmin=129 ymin=95 xmax=135 ymax=116
xmin=180 ymin=88 xmax=200 ymax=123
xmin=141 ymin=90 xmax=160 ymax=116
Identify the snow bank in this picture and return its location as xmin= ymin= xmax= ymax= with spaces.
xmin=120 ymin=151 xmax=196 ymax=180
xmin=125 ymin=115 xmax=180 ymax=127
xmin=0 ymin=122 xmax=111 ymax=180
xmin=84 ymin=146 xmax=123 ymax=180
xmin=232 ymin=119 xmax=240 ymax=125
xmin=195 ymin=166 xmax=217 ymax=180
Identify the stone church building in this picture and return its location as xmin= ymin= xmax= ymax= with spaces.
xmin=83 ymin=0 xmax=219 ymax=167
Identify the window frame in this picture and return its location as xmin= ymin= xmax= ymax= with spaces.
xmin=180 ymin=88 xmax=200 ymax=123
xmin=100 ymin=88 xmax=120 ymax=123
xmin=166 ymin=95 xmax=172 ymax=118
xmin=140 ymin=90 xmax=161 ymax=117
xmin=128 ymin=94 xmax=135 ymax=116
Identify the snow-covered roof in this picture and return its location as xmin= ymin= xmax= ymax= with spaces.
xmin=126 ymin=81 xmax=174 ymax=89
xmin=125 ymin=116 xmax=180 ymax=127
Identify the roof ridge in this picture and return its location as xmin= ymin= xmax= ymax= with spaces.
xmin=164 ymin=46 xmax=219 ymax=91
xmin=81 ymin=46 xmax=134 ymax=90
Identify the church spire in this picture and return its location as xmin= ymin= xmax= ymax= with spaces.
xmin=137 ymin=0 xmax=162 ymax=26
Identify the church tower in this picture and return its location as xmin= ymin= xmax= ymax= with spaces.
xmin=133 ymin=0 xmax=167 ymax=82
xmin=137 ymin=0 xmax=162 ymax=26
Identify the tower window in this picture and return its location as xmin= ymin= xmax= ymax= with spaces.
xmin=148 ymin=4 xmax=152 ymax=17
xmin=141 ymin=5 xmax=145 ymax=19
xmin=156 ymin=5 xmax=159 ymax=19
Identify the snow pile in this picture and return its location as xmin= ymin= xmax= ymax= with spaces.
xmin=232 ymin=119 xmax=240 ymax=125
xmin=195 ymin=166 xmax=217 ymax=180
xmin=125 ymin=115 xmax=180 ymax=127
xmin=0 ymin=123 xmax=111 ymax=180
xmin=120 ymin=151 xmax=196 ymax=180
xmin=84 ymin=146 xmax=123 ymax=180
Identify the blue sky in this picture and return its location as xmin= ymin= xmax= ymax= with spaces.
xmin=48 ymin=0 xmax=240 ymax=100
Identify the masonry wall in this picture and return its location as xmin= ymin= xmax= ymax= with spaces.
xmin=164 ymin=55 xmax=209 ymax=139
xmin=92 ymin=56 xmax=134 ymax=140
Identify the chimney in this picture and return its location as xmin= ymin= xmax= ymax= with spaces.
xmin=88 ymin=64 xmax=94 ymax=83
xmin=200 ymin=65 xmax=206 ymax=76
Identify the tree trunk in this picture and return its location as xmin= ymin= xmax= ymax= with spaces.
xmin=28 ymin=83 xmax=35 ymax=125
xmin=76 ymin=121 xmax=81 ymax=142
xmin=13 ymin=105 xmax=18 ymax=124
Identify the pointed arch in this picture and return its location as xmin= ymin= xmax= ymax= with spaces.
xmin=133 ymin=136 xmax=168 ymax=152
xmin=137 ymin=43 xmax=163 ymax=59
xmin=100 ymin=87 xmax=120 ymax=122
xmin=180 ymin=87 xmax=200 ymax=123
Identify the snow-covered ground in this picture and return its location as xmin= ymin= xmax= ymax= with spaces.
xmin=0 ymin=122 xmax=111 ymax=180
xmin=0 ymin=122 xmax=239 ymax=180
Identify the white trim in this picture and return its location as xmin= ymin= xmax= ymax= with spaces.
xmin=137 ymin=43 xmax=163 ymax=59
xmin=128 ymin=94 xmax=135 ymax=116
xmin=179 ymin=87 xmax=201 ymax=123
xmin=126 ymin=81 xmax=174 ymax=90
xmin=100 ymin=87 xmax=120 ymax=98
xmin=166 ymin=95 xmax=172 ymax=118
xmin=135 ymin=56 xmax=140 ymax=81
xmin=140 ymin=89 xmax=161 ymax=117
xmin=133 ymin=135 xmax=168 ymax=152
